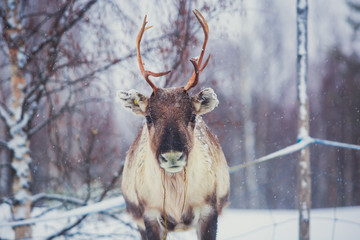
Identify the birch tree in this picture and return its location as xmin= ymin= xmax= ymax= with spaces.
xmin=0 ymin=0 xmax=237 ymax=238
xmin=0 ymin=0 xmax=124 ymax=238
xmin=1 ymin=1 xmax=34 ymax=237
xmin=296 ymin=0 xmax=311 ymax=239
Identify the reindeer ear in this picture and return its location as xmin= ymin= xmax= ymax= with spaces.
xmin=118 ymin=90 xmax=149 ymax=115
xmin=192 ymin=88 xmax=219 ymax=115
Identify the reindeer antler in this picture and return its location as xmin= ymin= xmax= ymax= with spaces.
xmin=184 ymin=9 xmax=211 ymax=92
xmin=137 ymin=16 xmax=171 ymax=95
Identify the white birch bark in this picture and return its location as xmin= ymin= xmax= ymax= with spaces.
xmin=297 ymin=0 xmax=311 ymax=239
xmin=1 ymin=0 xmax=33 ymax=238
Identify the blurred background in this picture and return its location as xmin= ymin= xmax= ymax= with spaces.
xmin=0 ymin=0 xmax=359 ymax=215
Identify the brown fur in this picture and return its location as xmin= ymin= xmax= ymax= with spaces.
xmin=120 ymin=87 xmax=229 ymax=239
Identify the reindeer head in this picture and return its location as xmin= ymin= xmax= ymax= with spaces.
xmin=119 ymin=10 xmax=218 ymax=173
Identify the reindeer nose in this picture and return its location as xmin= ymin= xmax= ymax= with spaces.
xmin=160 ymin=151 xmax=184 ymax=164
xmin=159 ymin=151 xmax=187 ymax=173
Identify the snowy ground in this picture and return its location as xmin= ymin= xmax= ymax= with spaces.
xmin=1 ymin=204 xmax=360 ymax=239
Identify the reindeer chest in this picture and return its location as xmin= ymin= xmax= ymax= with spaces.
xmin=141 ymin=176 xmax=213 ymax=232
xmin=137 ymin=159 xmax=215 ymax=230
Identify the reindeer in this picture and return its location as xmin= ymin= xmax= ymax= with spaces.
xmin=118 ymin=10 xmax=230 ymax=240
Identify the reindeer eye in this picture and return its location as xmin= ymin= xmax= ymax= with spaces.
xmin=145 ymin=116 xmax=152 ymax=124
xmin=190 ymin=114 xmax=196 ymax=123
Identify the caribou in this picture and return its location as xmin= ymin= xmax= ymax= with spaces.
xmin=118 ymin=10 xmax=230 ymax=240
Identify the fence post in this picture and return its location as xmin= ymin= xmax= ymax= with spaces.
xmin=296 ymin=0 xmax=311 ymax=240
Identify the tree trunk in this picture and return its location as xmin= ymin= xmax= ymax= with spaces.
xmin=296 ymin=0 xmax=311 ymax=239
xmin=239 ymin=64 xmax=259 ymax=209
xmin=0 ymin=124 xmax=12 ymax=198
xmin=3 ymin=0 xmax=33 ymax=238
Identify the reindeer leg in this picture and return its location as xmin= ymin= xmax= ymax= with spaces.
xmin=137 ymin=225 xmax=147 ymax=240
xmin=196 ymin=211 xmax=218 ymax=240
xmin=144 ymin=218 xmax=162 ymax=240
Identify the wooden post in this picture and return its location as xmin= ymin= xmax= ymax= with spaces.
xmin=296 ymin=0 xmax=311 ymax=240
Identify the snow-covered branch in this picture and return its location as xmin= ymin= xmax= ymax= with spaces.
xmin=10 ymin=108 xmax=33 ymax=136
xmin=229 ymin=137 xmax=314 ymax=173
xmin=0 ymin=197 xmax=126 ymax=228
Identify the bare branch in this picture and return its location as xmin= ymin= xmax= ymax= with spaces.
xmin=100 ymin=211 xmax=138 ymax=232
xmin=98 ymin=164 xmax=124 ymax=202
xmin=28 ymin=97 xmax=103 ymax=137
xmin=76 ymin=130 xmax=97 ymax=202
xmin=0 ymin=139 xmax=9 ymax=150
xmin=0 ymin=102 xmax=13 ymax=126
xmin=0 ymin=6 xmax=12 ymax=30
xmin=20 ymin=11 xmax=52 ymax=20
xmin=31 ymin=193 xmax=86 ymax=206
xmin=46 ymin=215 xmax=87 ymax=240
xmin=44 ymin=53 xmax=135 ymax=96
xmin=30 ymin=0 xmax=97 ymax=57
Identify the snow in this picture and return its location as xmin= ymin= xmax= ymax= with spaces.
xmin=297 ymin=22 xmax=307 ymax=56
xmin=296 ymin=0 xmax=308 ymax=103
xmin=0 ymin=204 xmax=14 ymax=240
xmin=313 ymin=138 xmax=360 ymax=151
xmin=8 ymin=134 xmax=28 ymax=159
xmin=9 ymin=102 xmax=22 ymax=123
xmin=13 ymin=189 xmax=30 ymax=203
xmin=7 ymin=15 xmax=16 ymax=30
xmin=301 ymin=202 xmax=309 ymax=221
xmin=0 ymin=197 xmax=125 ymax=228
xmin=12 ymin=204 xmax=28 ymax=220
xmin=220 ymin=207 xmax=360 ymax=240
xmin=298 ymin=62 xmax=308 ymax=106
xmin=1 ymin=204 xmax=360 ymax=239
xmin=0 ymin=105 xmax=14 ymax=126
xmin=7 ymin=0 xmax=16 ymax=10
xmin=301 ymin=179 xmax=307 ymax=188
xmin=299 ymin=160 xmax=307 ymax=170
xmin=298 ymin=124 xmax=308 ymax=139
xmin=17 ymin=49 xmax=27 ymax=69
xmin=296 ymin=0 xmax=309 ymax=142
xmin=9 ymin=102 xmax=36 ymax=136
xmin=297 ymin=0 xmax=308 ymax=11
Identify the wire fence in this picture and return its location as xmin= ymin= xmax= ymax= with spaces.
xmin=226 ymin=135 xmax=360 ymax=240
xmin=221 ymin=208 xmax=360 ymax=240
xmin=229 ymin=136 xmax=360 ymax=173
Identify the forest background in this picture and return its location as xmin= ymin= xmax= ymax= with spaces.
xmin=0 ymin=1 xmax=359 ymax=233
